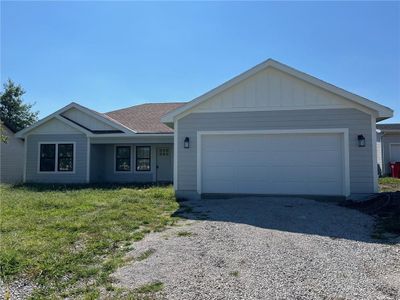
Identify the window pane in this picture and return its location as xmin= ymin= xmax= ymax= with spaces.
xmin=137 ymin=146 xmax=150 ymax=159
xmin=116 ymin=158 xmax=131 ymax=171
xmin=58 ymin=144 xmax=73 ymax=158
xmin=40 ymin=144 xmax=55 ymax=171
xmin=136 ymin=146 xmax=151 ymax=171
xmin=116 ymin=147 xmax=131 ymax=171
xmin=136 ymin=159 xmax=150 ymax=171
xmin=116 ymin=146 xmax=130 ymax=159
xmin=40 ymin=158 xmax=55 ymax=172
xmin=40 ymin=144 xmax=55 ymax=158
xmin=58 ymin=144 xmax=74 ymax=171
xmin=58 ymin=158 xmax=73 ymax=172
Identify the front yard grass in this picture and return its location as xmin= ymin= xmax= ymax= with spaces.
xmin=0 ymin=184 xmax=179 ymax=299
xmin=379 ymin=177 xmax=400 ymax=192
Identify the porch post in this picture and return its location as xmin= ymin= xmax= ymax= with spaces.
xmin=86 ymin=137 xmax=90 ymax=183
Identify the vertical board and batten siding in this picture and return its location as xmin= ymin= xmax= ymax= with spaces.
xmin=177 ymin=108 xmax=373 ymax=194
xmin=380 ymin=133 xmax=400 ymax=175
xmin=0 ymin=126 xmax=24 ymax=184
xmin=25 ymin=134 xmax=88 ymax=183
xmin=194 ymin=67 xmax=364 ymax=113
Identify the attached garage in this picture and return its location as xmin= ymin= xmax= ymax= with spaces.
xmin=162 ymin=59 xmax=393 ymax=200
xmin=198 ymin=130 xmax=349 ymax=196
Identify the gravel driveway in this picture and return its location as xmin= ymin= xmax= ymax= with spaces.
xmin=112 ymin=197 xmax=400 ymax=300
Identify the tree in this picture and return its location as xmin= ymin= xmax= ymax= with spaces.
xmin=0 ymin=79 xmax=39 ymax=134
xmin=1 ymin=124 xmax=7 ymax=143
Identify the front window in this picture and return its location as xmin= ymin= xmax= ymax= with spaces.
xmin=39 ymin=143 xmax=74 ymax=172
xmin=116 ymin=146 xmax=131 ymax=171
xmin=58 ymin=144 xmax=74 ymax=172
xmin=40 ymin=144 xmax=56 ymax=172
xmin=136 ymin=146 xmax=151 ymax=171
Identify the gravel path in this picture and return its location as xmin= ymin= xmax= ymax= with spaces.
xmin=112 ymin=197 xmax=400 ymax=300
xmin=0 ymin=278 xmax=36 ymax=300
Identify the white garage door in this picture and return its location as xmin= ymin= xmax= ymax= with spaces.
xmin=201 ymin=132 xmax=345 ymax=196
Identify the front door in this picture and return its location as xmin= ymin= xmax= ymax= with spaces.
xmin=156 ymin=146 xmax=173 ymax=182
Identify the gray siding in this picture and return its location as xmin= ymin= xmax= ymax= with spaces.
xmin=0 ymin=126 xmax=24 ymax=184
xmin=90 ymin=144 xmax=105 ymax=182
xmin=177 ymin=108 xmax=373 ymax=194
xmin=90 ymin=144 xmax=173 ymax=183
xmin=381 ymin=133 xmax=400 ymax=175
xmin=26 ymin=134 xmax=88 ymax=183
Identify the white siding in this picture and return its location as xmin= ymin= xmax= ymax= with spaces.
xmin=0 ymin=126 xmax=24 ymax=184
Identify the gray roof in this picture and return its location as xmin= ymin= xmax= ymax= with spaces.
xmin=106 ymin=102 xmax=186 ymax=133
xmin=376 ymin=123 xmax=400 ymax=131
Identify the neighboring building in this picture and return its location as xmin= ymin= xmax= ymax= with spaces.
xmin=376 ymin=123 xmax=400 ymax=176
xmin=0 ymin=124 xmax=24 ymax=184
xmin=16 ymin=59 xmax=393 ymax=199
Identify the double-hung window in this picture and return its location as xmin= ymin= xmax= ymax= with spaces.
xmin=115 ymin=146 xmax=131 ymax=172
xmin=136 ymin=146 xmax=151 ymax=171
xmin=39 ymin=143 xmax=74 ymax=172
xmin=58 ymin=144 xmax=74 ymax=171
xmin=40 ymin=144 xmax=56 ymax=172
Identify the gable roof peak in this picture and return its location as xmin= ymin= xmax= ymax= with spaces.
xmin=161 ymin=58 xmax=393 ymax=123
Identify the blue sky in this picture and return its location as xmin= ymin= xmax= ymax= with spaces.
xmin=1 ymin=1 xmax=399 ymax=122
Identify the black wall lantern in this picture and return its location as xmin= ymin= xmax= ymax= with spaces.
xmin=184 ymin=137 xmax=190 ymax=149
xmin=357 ymin=134 xmax=366 ymax=147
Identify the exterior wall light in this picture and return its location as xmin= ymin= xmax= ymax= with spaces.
xmin=357 ymin=134 xmax=366 ymax=147
xmin=184 ymin=137 xmax=190 ymax=149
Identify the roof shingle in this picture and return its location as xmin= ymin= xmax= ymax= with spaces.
xmin=377 ymin=123 xmax=400 ymax=131
xmin=105 ymin=102 xmax=185 ymax=133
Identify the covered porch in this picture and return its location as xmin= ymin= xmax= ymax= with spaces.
xmin=89 ymin=135 xmax=173 ymax=184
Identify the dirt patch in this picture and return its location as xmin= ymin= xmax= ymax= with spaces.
xmin=342 ymin=192 xmax=400 ymax=238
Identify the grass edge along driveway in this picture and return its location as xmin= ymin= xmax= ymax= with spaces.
xmin=0 ymin=184 xmax=179 ymax=299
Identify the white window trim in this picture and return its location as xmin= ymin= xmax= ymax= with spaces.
xmin=37 ymin=142 xmax=76 ymax=174
xmin=389 ymin=143 xmax=400 ymax=162
xmin=114 ymin=145 xmax=133 ymax=173
xmin=196 ymin=128 xmax=350 ymax=197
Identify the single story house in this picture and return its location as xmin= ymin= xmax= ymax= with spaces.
xmin=1 ymin=123 xmax=25 ymax=184
xmin=16 ymin=59 xmax=393 ymax=199
xmin=376 ymin=123 xmax=400 ymax=176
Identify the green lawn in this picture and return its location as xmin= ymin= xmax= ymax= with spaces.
xmin=2 ymin=179 xmax=398 ymax=298
xmin=0 ymin=184 xmax=179 ymax=299
xmin=379 ymin=177 xmax=400 ymax=192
